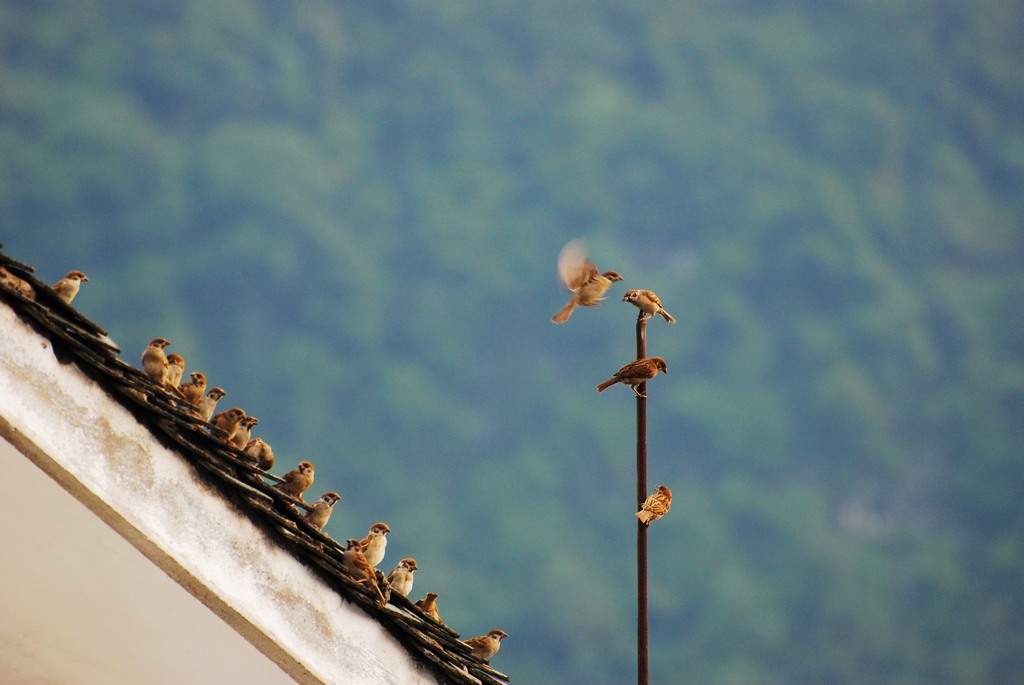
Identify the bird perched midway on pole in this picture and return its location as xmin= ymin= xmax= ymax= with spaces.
xmin=636 ymin=485 xmax=672 ymax=526
xmin=597 ymin=357 xmax=668 ymax=398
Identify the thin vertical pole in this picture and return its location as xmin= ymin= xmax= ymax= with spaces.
xmin=636 ymin=314 xmax=648 ymax=685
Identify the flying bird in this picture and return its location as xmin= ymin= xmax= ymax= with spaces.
xmin=623 ymin=289 xmax=676 ymax=323
xmin=386 ymin=558 xmax=418 ymax=598
xmin=50 ymin=270 xmax=88 ymax=304
xmin=210 ymin=407 xmax=247 ymax=442
xmin=242 ymin=437 xmax=275 ymax=471
xmin=359 ymin=522 xmax=390 ymax=568
xmin=415 ymin=593 xmax=443 ymax=623
xmin=636 ymin=484 xmax=673 ymax=527
xmin=196 ymin=387 xmax=226 ymax=422
xmin=596 ymin=357 xmax=668 ymax=398
xmin=274 ymin=460 xmax=315 ymax=501
xmin=343 ymin=539 xmax=387 ymax=606
xmin=463 ymin=629 xmax=509 ymax=661
xmin=179 ymin=371 xmax=207 ymax=406
xmin=303 ymin=491 xmax=341 ymax=531
xmin=551 ymin=239 xmax=623 ymax=323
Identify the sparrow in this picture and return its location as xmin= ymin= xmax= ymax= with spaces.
xmin=359 ymin=522 xmax=390 ymax=568
xmin=303 ymin=491 xmax=341 ymax=531
xmin=596 ymin=357 xmax=668 ymax=398
xmin=210 ymin=407 xmax=246 ymax=442
xmin=343 ymin=538 xmax=387 ymax=606
xmin=386 ymin=558 xmax=417 ymax=598
xmin=179 ymin=371 xmax=207 ymax=406
xmin=243 ymin=437 xmax=275 ymax=471
xmin=551 ymin=238 xmax=623 ymax=323
xmin=464 ymin=629 xmax=508 ymax=661
xmin=230 ymin=415 xmax=259 ymax=449
xmin=50 ymin=270 xmax=89 ymax=304
xmin=274 ymin=460 xmax=315 ymax=501
xmin=165 ymin=353 xmax=186 ymax=390
xmin=0 ymin=266 xmax=36 ymax=300
xmin=636 ymin=484 xmax=673 ymax=526
xmin=196 ymin=387 xmax=226 ymax=422
xmin=415 ymin=592 xmax=442 ymax=623
xmin=623 ymin=289 xmax=676 ymax=324
xmin=141 ymin=338 xmax=172 ymax=386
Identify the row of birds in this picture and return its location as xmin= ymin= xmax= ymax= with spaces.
xmin=551 ymin=240 xmax=674 ymax=527
xmin=42 ymin=269 xmax=510 ymax=663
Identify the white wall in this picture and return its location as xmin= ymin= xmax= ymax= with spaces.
xmin=0 ymin=303 xmax=437 ymax=685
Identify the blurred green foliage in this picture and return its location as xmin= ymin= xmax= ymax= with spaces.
xmin=2 ymin=1 xmax=1022 ymax=683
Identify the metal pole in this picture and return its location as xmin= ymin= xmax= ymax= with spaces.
xmin=636 ymin=313 xmax=648 ymax=685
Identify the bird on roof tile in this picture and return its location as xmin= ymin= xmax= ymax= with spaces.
xmin=273 ymin=461 xmax=315 ymax=502
xmin=50 ymin=270 xmax=88 ymax=304
xmin=343 ymin=538 xmax=387 ymax=607
xmin=242 ymin=437 xmax=275 ymax=471
xmin=0 ymin=266 xmax=36 ymax=300
xmin=415 ymin=592 xmax=443 ymax=623
xmin=464 ymin=629 xmax=508 ymax=661
xmin=165 ymin=353 xmax=186 ymax=390
xmin=551 ymin=239 xmax=623 ymax=323
xmin=230 ymin=415 xmax=258 ymax=449
xmin=359 ymin=522 xmax=390 ymax=568
xmin=386 ymin=558 xmax=417 ymax=598
xmin=142 ymin=338 xmax=171 ymax=386
xmin=303 ymin=491 xmax=341 ymax=531
xmin=210 ymin=407 xmax=246 ymax=442
xmin=196 ymin=387 xmax=225 ymax=422
xmin=179 ymin=371 xmax=207 ymax=406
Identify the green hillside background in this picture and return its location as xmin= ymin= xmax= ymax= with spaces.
xmin=3 ymin=2 xmax=1022 ymax=683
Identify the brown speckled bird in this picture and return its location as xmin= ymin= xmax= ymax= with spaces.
xmin=165 ymin=354 xmax=186 ymax=390
xmin=464 ymin=630 xmax=508 ymax=661
xmin=596 ymin=357 xmax=668 ymax=398
xmin=386 ymin=558 xmax=417 ymax=598
xmin=242 ymin=437 xmax=275 ymax=471
xmin=551 ymin=239 xmax=623 ymax=323
xmin=1 ymin=266 xmax=36 ymax=300
xmin=141 ymin=338 xmax=172 ymax=386
xmin=636 ymin=485 xmax=673 ymax=527
xmin=210 ymin=407 xmax=246 ymax=442
xmin=274 ymin=460 xmax=315 ymax=501
xmin=343 ymin=538 xmax=387 ymax=606
xmin=415 ymin=593 xmax=443 ymax=623
xmin=303 ymin=491 xmax=341 ymax=531
xmin=196 ymin=387 xmax=226 ymax=422
xmin=179 ymin=372 xmax=207 ymax=406
xmin=359 ymin=522 xmax=390 ymax=568
xmin=51 ymin=270 xmax=88 ymax=304
xmin=623 ymin=289 xmax=677 ymax=324
xmin=230 ymin=415 xmax=258 ymax=449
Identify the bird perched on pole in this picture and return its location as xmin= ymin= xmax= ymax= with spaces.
xmin=636 ymin=485 xmax=673 ymax=526
xmin=50 ymin=270 xmax=89 ymax=304
xmin=464 ymin=630 xmax=509 ymax=661
xmin=596 ymin=357 xmax=668 ymax=398
xmin=551 ymin=239 xmax=623 ymax=323
xmin=623 ymin=289 xmax=677 ymax=323
xmin=303 ymin=491 xmax=341 ymax=531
